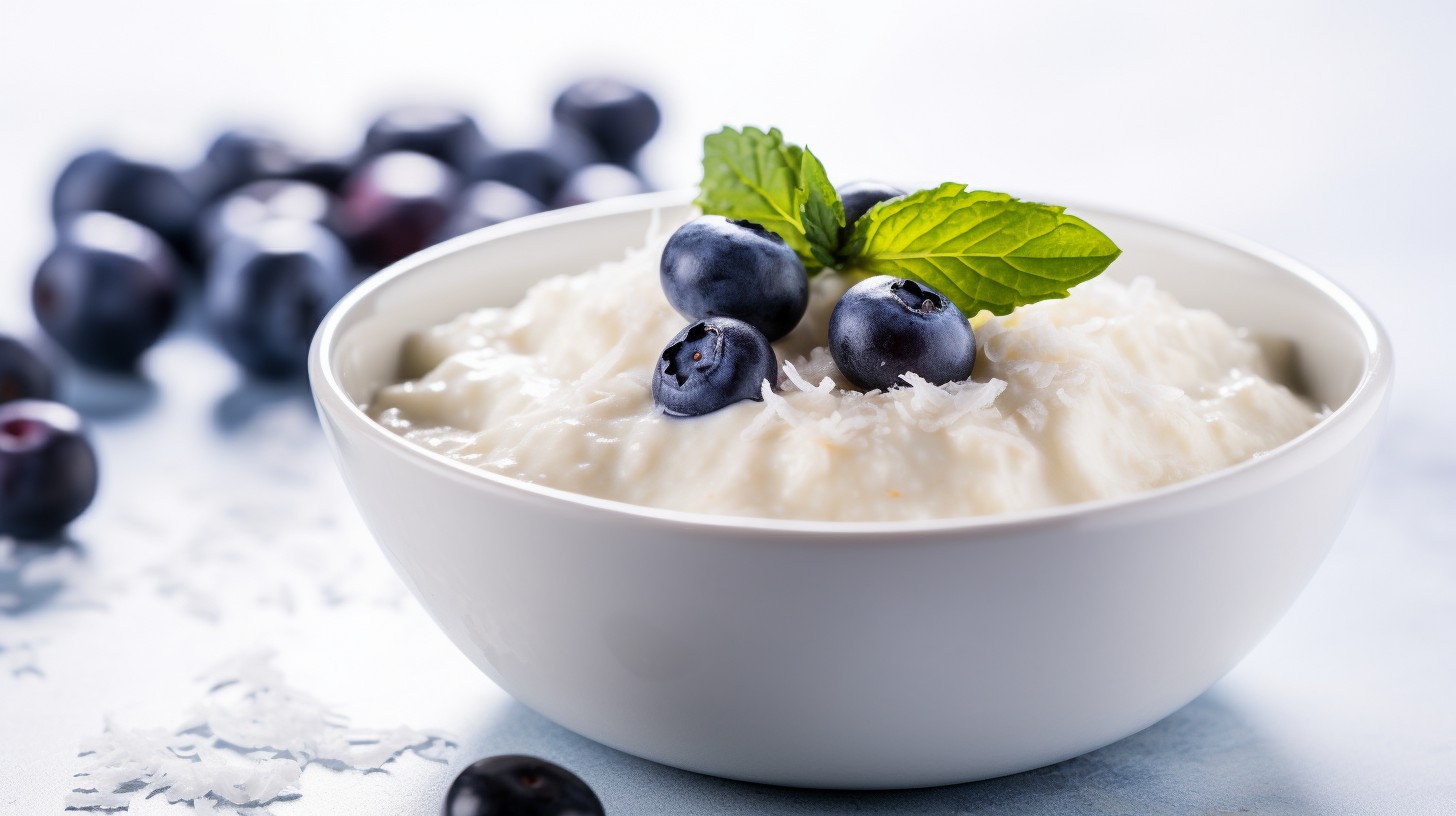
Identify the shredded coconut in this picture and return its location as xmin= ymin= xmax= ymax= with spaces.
xmin=66 ymin=650 xmax=453 ymax=812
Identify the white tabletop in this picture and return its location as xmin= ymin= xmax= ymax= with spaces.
xmin=2 ymin=2 xmax=1452 ymax=814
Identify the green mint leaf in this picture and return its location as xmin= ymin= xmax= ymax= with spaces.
xmin=694 ymin=126 xmax=838 ymax=272
xmin=796 ymin=147 xmax=844 ymax=269
xmin=848 ymin=183 xmax=1122 ymax=315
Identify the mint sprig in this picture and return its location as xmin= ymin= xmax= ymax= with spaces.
xmin=696 ymin=127 xmax=1122 ymax=316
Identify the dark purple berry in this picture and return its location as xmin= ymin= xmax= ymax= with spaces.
xmin=33 ymin=212 xmax=180 ymax=371
xmin=51 ymin=149 xmax=200 ymax=257
xmin=286 ymin=152 xmax=355 ymax=194
xmin=552 ymin=78 xmax=661 ymax=164
xmin=444 ymin=755 xmax=604 ymax=816
xmin=435 ymin=181 xmax=544 ymax=242
xmin=0 ymin=400 xmax=99 ymax=540
xmin=339 ymin=152 xmax=459 ymax=269
xmin=828 ymin=275 xmax=976 ymax=391
xmin=197 ymin=179 xmax=338 ymax=257
xmin=206 ymin=221 xmax=352 ymax=378
xmin=197 ymin=128 xmax=299 ymax=200
xmin=660 ymin=216 xmax=808 ymax=341
xmin=362 ymin=106 xmax=487 ymax=172
xmin=653 ymin=317 xmax=777 ymax=417
xmin=0 ymin=336 xmax=54 ymax=405
xmin=836 ymin=181 xmax=905 ymax=242
xmin=551 ymin=163 xmax=647 ymax=209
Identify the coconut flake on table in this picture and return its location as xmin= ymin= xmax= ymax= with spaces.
xmin=66 ymin=650 xmax=453 ymax=812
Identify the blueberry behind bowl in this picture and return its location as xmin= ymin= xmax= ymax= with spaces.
xmin=551 ymin=163 xmax=648 ymax=209
xmin=0 ymin=336 xmax=55 ymax=405
xmin=196 ymin=179 xmax=339 ymax=259
xmin=552 ymin=77 xmax=661 ymax=165
xmin=339 ymin=151 xmax=460 ymax=269
xmin=0 ymin=400 xmax=99 ymax=540
xmin=434 ymin=181 xmax=545 ymax=243
xmin=206 ymin=220 xmax=352 ymax=378
xmin=51 ymin=149 xmax=200 ymax=258
xmin=362 ymin=106 xmax=487 ymax=173
xmin=33 ymin=212 xmax=181 ymax=372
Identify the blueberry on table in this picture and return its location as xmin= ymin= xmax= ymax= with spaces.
xmin=206 ymin=220 xmax=352 ymax=378
xmin=362 ymin=106 xmax=487 ymax=172
xmin=197 ymin=179 xmax=338 ymax=257
xmin=829 ymin=275 xmax=976 ymax=391
xmin=660 ymin=216 xmax=808 ymax=341
xmin=51 ymin=149 xmax=200 ymax=257
xmin=0 ymin=336 xmax=54 ymax=405
xmin=0 ymin=400 xmax=98 ymax=540
xmin=836 ymin=180 xmax=905 ymax=241
xmin=653 ymin=317 xmax=778 ymax=417
xmin=338 ymin=151 xmax=459 ymax=269
xmin=33 ymin=212 xmax=181 ymax=371
xmin=444 ymin=754 xmax=604 ymax=816
xmin=196 ymin=128 xmax=298 ymax=200
xmin=435 ymin=181 xmax=545 ymax=242
xmin=551 ymin=163 xmax=648 ymax=209
xmin=552 ymin=77 xmax=661 ymax=164
xmin=284 ymin=151 xmax=355 ymax=194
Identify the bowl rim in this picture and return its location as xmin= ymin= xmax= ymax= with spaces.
xmin=309 ymin=189 xmax=1393 ymax=537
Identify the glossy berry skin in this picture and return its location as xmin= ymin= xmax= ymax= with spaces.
xmin=33 ymin=212 xmax=180 ymax=371
xmin=51 ymin=149 xmax=200 ymax=256
xmin=552 ymin=78 xmax=661 ymax=164
xmin=0 ymin=400 xmax=99 ymax=540
xmin=0 ymin=336 xmax=54 ymax=404
xmin=362 ymin=106 xmax=487 ymax=172
xmin=197 ymin=128 xmax=298 ymax=200
xmin=339 ymin=152 xmax=459 ymax=269
xmin=435 ymin=181 xmax=544 ymax=242
xmin=660 ymin=216 xmax=808 ymax=341
xmin=206 ymin=221 xmax=352 ymax=378
xmin=444 ymin=755 xmax=604 ymax=816
xmin=286 ymin=152 xmax=355 ymax=194
xmin=829 ymin=275 xmax=976 ymax=391
xmin=551 ymin=163 xmax=648 ymax=209
xmin=652 ymin=317 xmax=777 ymax=417
xmin=196 ymin=179 xmax=338 ymax=257
xmin=836 ymin=180 xmax=905 ymax=241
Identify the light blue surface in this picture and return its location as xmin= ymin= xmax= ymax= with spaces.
xmin=2 ymin=2 xmax=1453 ymax=813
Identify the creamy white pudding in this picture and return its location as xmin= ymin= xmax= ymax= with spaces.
xmin=369 ymin=236 xmax=1322 ymax=521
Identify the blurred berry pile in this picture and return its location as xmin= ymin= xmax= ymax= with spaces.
xmin=0 ymin=77 xmax=660 ymax=540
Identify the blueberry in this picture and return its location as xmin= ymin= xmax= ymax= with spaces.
xmin=51 ymin=149 xmax=200 ymax=257
xmin=0 ymin=400 xmax=99 ymax=540
xmin=552 ymin=163 xmax=649 ymax=209
xmin=653 ymin=317 xmax=777 ymax=417
xmin=338 ymin=152 xmax=459 ymax=269
xmin=206 ymin=220 xmax=352 ymax=378
xmin=444 ymin=754 xmax=604 ymax=816
xmin=660 ymin=216 xmax=808 ymax=341
xmin=196 ymin=179 xmax=339 ymax=258
xmin=470 ymin=126 xmax=600 ymax=204
xmin=0 ymin=336 xmax=54 ymax=404
xmin=362 ymin=106 xmax=487 ymax=172
xmin=286 ymin=152 xmax=355 ymax=194
xmin=33 ymin=212 xmax=181 ymax=371
xmin=552 ymin=78 xmax=661 ymax=164
xmin=435 ymin=181 xmax=544 ymax=242
xmin=196 ymin=128 xmax=299 ymax=200
xmin=836 ymin=181 xmax=905 ymax=241
xmin=829 ymin=275 xmax=976 ymax=391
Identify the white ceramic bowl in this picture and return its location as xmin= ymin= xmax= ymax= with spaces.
xmin=309 ymin=191 xmax=1391 ymax=789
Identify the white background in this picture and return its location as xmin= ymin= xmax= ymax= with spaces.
xmin=1 ymin=1 xmax=1453 ymax=814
